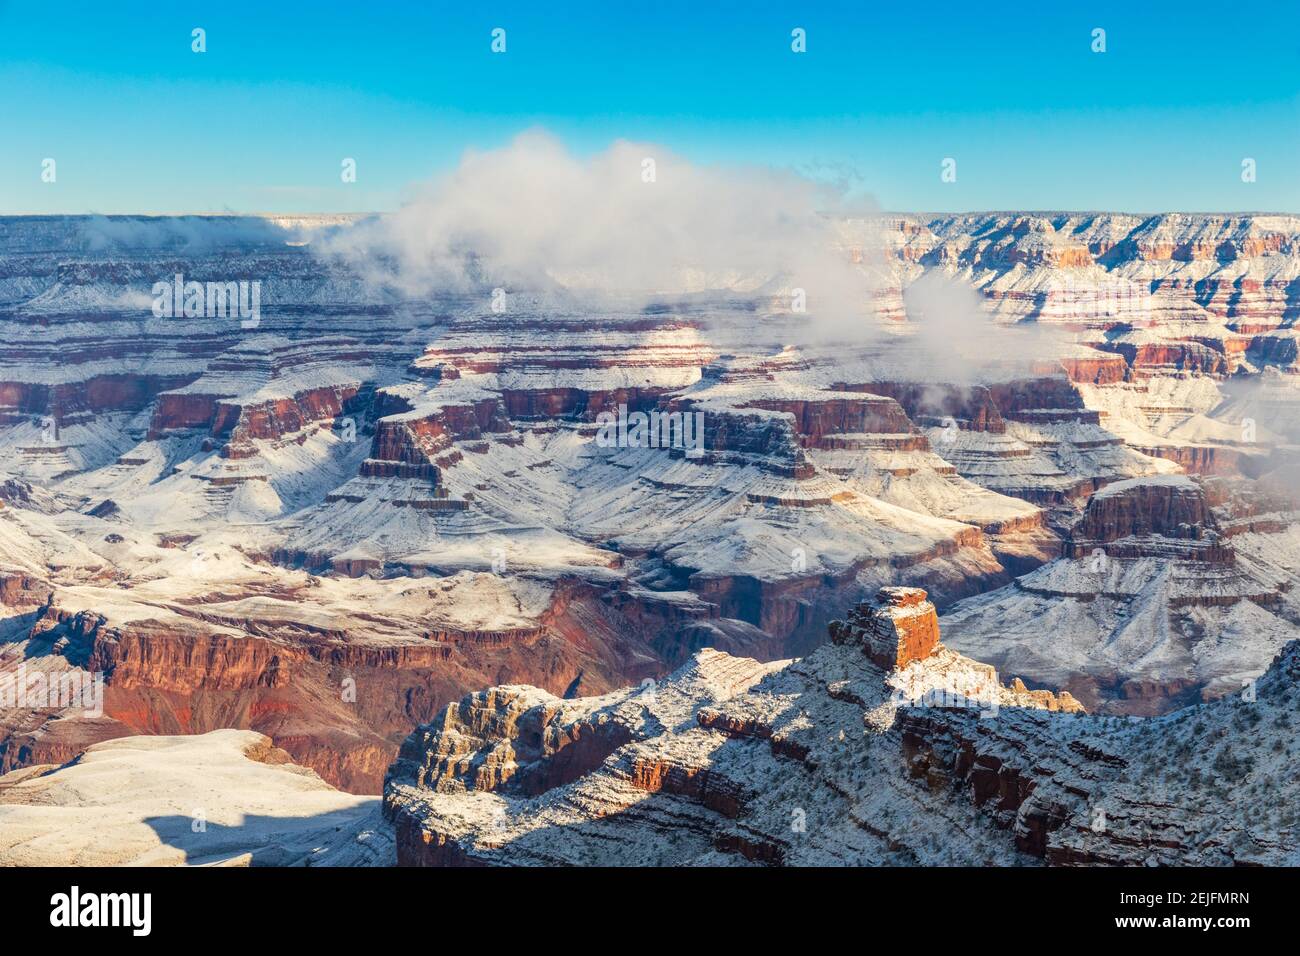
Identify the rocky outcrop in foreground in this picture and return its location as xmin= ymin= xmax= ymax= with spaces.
xmin=385 ymin=586 xmax=1300 ymax=866
xmin=7 ymin=590 xmax=1296 ymax=867
xmin=389 ymin=588 xmax=1270 ymax=867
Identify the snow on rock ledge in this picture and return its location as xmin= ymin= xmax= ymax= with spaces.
xmin=0 ymin=729 xmax=392 ymax=866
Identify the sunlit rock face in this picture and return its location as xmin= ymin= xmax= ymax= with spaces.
xmin=829 ymin=586 xmax=940 ymax=669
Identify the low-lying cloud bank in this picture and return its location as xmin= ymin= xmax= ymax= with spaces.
xmin=69 ymin=130 xmax=1080 ymax=374
xmin=900 ymin=270 xmax=1072 ymax=383
xmin=315 ymin=131 xmax=1075 ymax=366
xmin=315 ymin=130 xmax=881 ymax=333
xmin=79 ymin=215 xmax=300 ymax=252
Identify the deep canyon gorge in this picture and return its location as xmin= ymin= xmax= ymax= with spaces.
xmin=1 ymin=211 xmax=1297 ymax=865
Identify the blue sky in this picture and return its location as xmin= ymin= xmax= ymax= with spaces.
xmin=2 ymin=0 xmax=1297 ymax=214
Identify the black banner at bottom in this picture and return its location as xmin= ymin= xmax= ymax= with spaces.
xmin=0 ymin=865 xmax=1277 ymax=942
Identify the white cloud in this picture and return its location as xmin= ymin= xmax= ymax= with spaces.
xmin=315 ymin=129 xmax=880 ymax=334
xmin=900 ymin=269 xmax=1070 ymax=382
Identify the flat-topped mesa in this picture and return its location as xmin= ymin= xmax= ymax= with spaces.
xmin=1067 ymin=474 xmax=1232 ymax=562
xmin=660 ymin=401 xmax=817 ymax=478
xmin=146 ymin=336 xmax=373 ymax=444
xmin=738 ymin=394 xmax=915 ymax=448
xmin=829 ymin=586 xmax=940 ymax=670
xmin=359 ymin=387 xmax=512 ymax=479
xmin=407 ymin=312 xmax=714 ymax=420
xmin=859 ymin=382 xmax=1008 ymax=435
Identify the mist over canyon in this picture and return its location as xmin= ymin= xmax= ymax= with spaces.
xmin=1 ymin=150 xmax=1298 ymax=864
